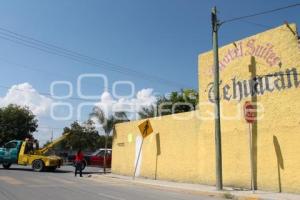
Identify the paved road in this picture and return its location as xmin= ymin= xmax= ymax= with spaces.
xmin=0 ymin=165 xmax=221 ymax=200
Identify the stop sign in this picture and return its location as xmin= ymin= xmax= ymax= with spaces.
xmin=244 ymin=101 xmax=255 ymax=123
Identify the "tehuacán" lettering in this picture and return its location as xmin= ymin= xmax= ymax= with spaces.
xmin=207 ymin=67 xmax=300 ymax=102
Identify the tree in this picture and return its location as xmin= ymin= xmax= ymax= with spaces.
xmin=166 ymin=89 xmax=198 ymax=113
xmin=0 ymin=104 xmax=38 ymax=145
xmin=138 ymin=89 xmax=198 ymax=119
xmin=43 ymin=140 xmax=52 ymax=148
xmin=96 ymin=135 xmax=112 ymax=149
xmin=61 ymin=120 xmax=99 ymax=151
xmin=90 ymin=107 xmax=128 ymax=173
xmin=138 ymin=105 xmax=156 ymax=119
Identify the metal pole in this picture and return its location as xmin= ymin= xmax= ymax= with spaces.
xmin=133 ymin=123 xmax=148 ymax=179
xmin=103 ymin=132 xmax=108 ymax=174
xmin=212 ymin=6 xmax=223 ymax=190
xmin=248 ymin=123 xmax=255 ymax=193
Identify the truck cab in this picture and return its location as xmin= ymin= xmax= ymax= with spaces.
xmin=0 ymin=140 xmax=22 ymax=168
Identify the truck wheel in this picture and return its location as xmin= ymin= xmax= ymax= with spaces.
xmin=2 ymin=162 xmax=11 ymax=169
xmin=32 ymin=160 xmax=44 ymax=172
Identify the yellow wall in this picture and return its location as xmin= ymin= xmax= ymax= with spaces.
xmin=112 ymin=111 xmax=201 ymax=182
xmin=112 ymin=24 xmax=300 ymax=193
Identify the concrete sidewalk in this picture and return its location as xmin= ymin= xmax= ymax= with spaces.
xmin=92 ymin=173 xmax=300 ymax=200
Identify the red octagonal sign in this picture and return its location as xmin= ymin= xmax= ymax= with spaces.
xmin=244 ymin=101 xmax=256 ymax=124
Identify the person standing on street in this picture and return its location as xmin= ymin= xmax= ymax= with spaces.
xmin=74 ymin=149 xmax=84 ymax=177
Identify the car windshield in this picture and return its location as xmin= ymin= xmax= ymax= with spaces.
xmin=91 ymin=149 xmax=111 ymax=156
xmin=91 ymin=150 xmax=101 ymax=156
xmin=4 ymin=142 xmax=17 ymax=148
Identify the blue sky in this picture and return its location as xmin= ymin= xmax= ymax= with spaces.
xmin=0 ymin=0 xmax=299 ymax=143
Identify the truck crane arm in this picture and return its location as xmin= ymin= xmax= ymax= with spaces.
xmin=35 ymin=132 xmax=72 ymax=155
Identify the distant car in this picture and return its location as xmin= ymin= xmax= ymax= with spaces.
xmin=68 ymin=149 xmax=112 ymax=170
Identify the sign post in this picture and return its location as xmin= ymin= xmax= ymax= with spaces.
xmin=133 ymin=120 xmax=153 ymax=179
xmin=244 ymin=101 xmax=256 ymax=193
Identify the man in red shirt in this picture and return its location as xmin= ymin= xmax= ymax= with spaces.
xmin=74 ymin=149 xmax=84 ymax=177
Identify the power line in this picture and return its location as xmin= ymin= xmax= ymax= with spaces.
xmin=222 ymin=3 xmax=300 ymax=25
xmin=240 ymin=20 xmax=283 ymax=30
xmin=0 ymin=34 xmax=132 ymax=76
xmin=0 ymin=56 xmax=115 ymax=92
xmin=239 ymin=20 xmax=298 ymax=34
xmin=0 ymin=56 xmax=72 ymax=79
xmin=0 ymin=122 xmax=65 ymax=131
xmin=0 ymin=27 xmax=188 ymax=88
xmin=38 ymin=126 xmax=65 ymax=130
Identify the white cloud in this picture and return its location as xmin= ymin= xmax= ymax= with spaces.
xmin=0 ymin=83 xmax=53 ymax=116
xmin=94 ymin=88 xmax=157 ymax=120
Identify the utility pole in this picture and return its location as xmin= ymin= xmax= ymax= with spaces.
xmin=212 ymin=6 xmax=223 ymax=190
xmin=103 ymin=132 xmax=108 ymax=174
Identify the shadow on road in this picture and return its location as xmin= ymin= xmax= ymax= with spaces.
xmin=0 ymin=165 xmax=111 ymax=175
xmin=0 ymin=167 xmax=72 ymax=173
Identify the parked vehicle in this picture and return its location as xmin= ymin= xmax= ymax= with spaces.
xmin=68 ymin=148 xmax=112 ymax=170
xmin=0 ymin=133 xmax=71 ymax=172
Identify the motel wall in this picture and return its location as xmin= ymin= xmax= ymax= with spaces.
xmin=112 ymin=24 xmax=300 ymax=193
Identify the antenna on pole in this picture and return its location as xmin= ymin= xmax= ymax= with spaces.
xmin=51 ymin=129 xmax=53 ymax=143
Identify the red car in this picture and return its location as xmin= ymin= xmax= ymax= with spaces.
xmin=89 ymin=148 xmax=112 ymax=167
xmin=68 ymin=148 xmax=112 ymax=170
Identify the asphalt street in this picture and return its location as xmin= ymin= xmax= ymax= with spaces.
xmin=0 ymin=165 xmax=222 ymax=200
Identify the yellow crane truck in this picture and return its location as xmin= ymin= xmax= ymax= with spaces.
xmin=0 ymin=133 xmax=71 ymax=172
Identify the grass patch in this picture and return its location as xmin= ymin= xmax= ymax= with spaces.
xmin=223 ymin=192 xmax=234 ymax=199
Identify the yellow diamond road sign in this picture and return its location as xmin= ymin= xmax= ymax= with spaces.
xmin=138 ymin=119 xmax=153 ymax=138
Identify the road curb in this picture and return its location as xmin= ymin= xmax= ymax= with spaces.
xmin=90 ymin=174 xmax=275 ymax=200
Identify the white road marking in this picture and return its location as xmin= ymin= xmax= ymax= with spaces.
xmin=0 ymin=176 xmax=24 ymax=185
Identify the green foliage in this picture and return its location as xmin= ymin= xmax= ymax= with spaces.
xmin=161 ymin=89 xmax=198 ymax=114
xmin=139 ymin=89 xmax=198 ymax=119
xmin=223 ymin=193 xmax=234 ymax=199
xmin=0 ymin=104 xmax=38 ymax=145
xmin=61 ymin=120 xmax=99 ymax=151
xmin=43 ymin=140 xmax=52 ymax=148
xmin=138 ymin=105 xmax=156 ymax=119
xmin=90 ymin=107 xmax=129 ymax=136
xmin=96 ymin=135 xmax=112 ymax=148
xmin=58 ymin=119 xmax=113 ymax=151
